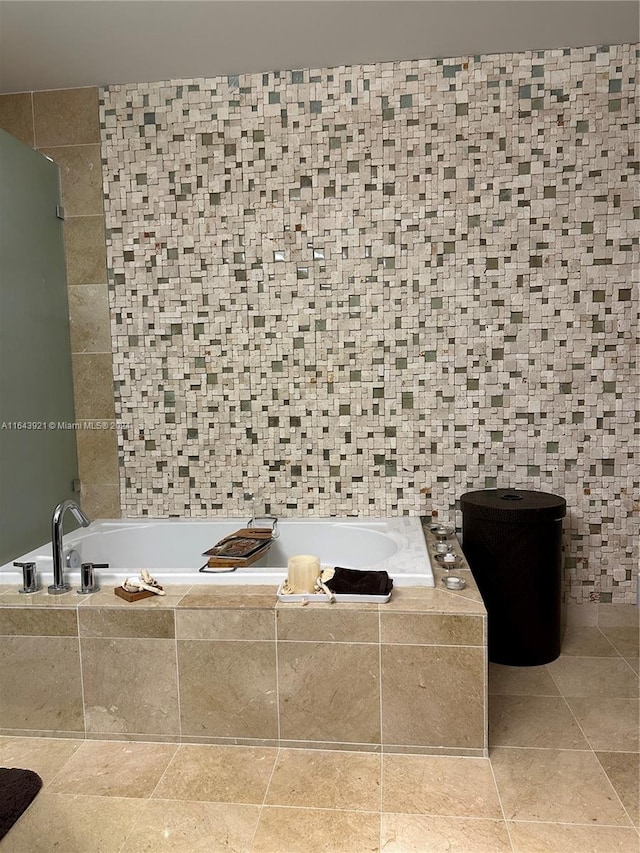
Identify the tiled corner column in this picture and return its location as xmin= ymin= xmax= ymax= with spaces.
xmin=0 ymin=581 xmax=487 ymax=756
xmin=0 ymin=88 xmax=120 ymax=517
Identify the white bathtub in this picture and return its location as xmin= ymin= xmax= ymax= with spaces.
xmin=1 ymin=517 xmax=434 ymax=589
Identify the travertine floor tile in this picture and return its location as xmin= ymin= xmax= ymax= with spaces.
xmin=509 ymin=820 xmax=640 ymax=852
xmin=47 ymin=740 xmax=177 ymax=797
xmin=120 ymin=799 xmax=260 ymax=852
xmin=491 ymin=747 xmax=633 ymax=825
xmin=560 ymin=626 xmax=618 ymax=657
xmin=265 ymin=748 xmax=381 ymax=811
xmin=600 ymin=626 xmax=640 ymax=658
xmin=597 ymin=751 xmax=640 ymax=825
xmin=0 ymin=736 xmax=82 ymax=786
xmin=598 ymin=605 xmax=639 ymax=628
xmin=380 ymin=813 xmax=512 ymax=852
xmin=547 ymin=656 xmax=639 ymax=698
xmin=252 ymin=806 xmax=380 ymax=853
xmin=152 ymin=743 xmax=277 ymax=804
xmin=489 ymin=695 xmax=589 ymax=748
xmin=488 ymin=663 xmax=560 ymax=696
xmin=567 ymin=698 xmax=639 ymax=752
xmin=1 ymin=792 xmax=142 ymax=852
xmin=382 ymin=754 xmax=502 ymax=818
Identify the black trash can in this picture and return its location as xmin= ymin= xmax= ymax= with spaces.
xmin=460 ymin=489 xmax=566 ymax=666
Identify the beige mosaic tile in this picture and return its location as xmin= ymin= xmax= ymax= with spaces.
xmin=99 ymin=45 xmax=638 ymax=606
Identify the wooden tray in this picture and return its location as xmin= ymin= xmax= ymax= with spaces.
xmin=202 ymin=528 xmax=273 ymax=568
xmin=114 ymin=586 xmax=156 ymax=602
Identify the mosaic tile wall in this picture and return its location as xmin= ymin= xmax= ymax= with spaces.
xmin=100 ymin=44 xmax=639 ymax=604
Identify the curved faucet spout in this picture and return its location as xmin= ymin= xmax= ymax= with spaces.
xmin=49 ymin=500 xmax=91 ymax=594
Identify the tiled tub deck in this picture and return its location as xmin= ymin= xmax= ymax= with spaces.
xmin=0 ymin=533 xmax=487 ymax=757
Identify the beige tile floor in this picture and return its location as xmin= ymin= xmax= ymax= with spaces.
xmin=0 ymin=625 xmax=637 ymax=852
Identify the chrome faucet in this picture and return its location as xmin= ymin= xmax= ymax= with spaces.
xmin=49 ymin=500 xmax=91 ymax=594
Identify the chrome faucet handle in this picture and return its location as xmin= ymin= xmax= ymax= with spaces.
xmin=77 ymin=562 xmax=107 ymax=595
xmin=14 ymin=561 xmax=40 ymax=594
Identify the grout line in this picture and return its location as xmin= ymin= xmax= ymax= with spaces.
xmin=30 ymin=92 xmax=36 ymax=148
xmin=34 ymin=141 xmax=102 ymax=151
xmin=146 ymin=741 xmax=181 ymax=802
xmin=490 ymin=744 xmax=607 ymax=753
xmin=251 ymin=743 xmax=281 ymax=848
xmin=488 ymin=752 xmax=516 ymax=853
xmin=274 ymin=609 xmax=281 ymax=743
xmin=483 ymin=616 xmax=489 ymax=756
xmin=501 ymin=816 xmax=640 ymax=829
xmin=116 ymin=800 xmax=148 ymax=853
xmin=550 ymin=672 xmax=597 ymax=753
xmin=173 ymin=611 xmax=182 ymax=742
xmin=113 ymin=737 xmax=181 ymax=852
xmin=594 ymin=625 xmax=621 ymax=655
xmin=251 ymin=802 xmax=382 ymax=816
xmin=38 ymin=740 xmax=86 ymax=793
xmin=591 ymin=749 xmax=639 ymax=828
xmin=548 ymin=685 xmax=638 ymax=823
xmin=76 ymin=618 xmax=88 ymax=742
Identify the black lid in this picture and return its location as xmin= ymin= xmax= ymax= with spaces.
xmin=460 ymin=488 xmax=566 ymax=523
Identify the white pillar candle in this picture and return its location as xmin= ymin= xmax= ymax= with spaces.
xmin=287 ymin=555 xmax=321 ymax=593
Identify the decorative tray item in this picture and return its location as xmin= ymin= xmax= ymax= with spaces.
xmin=201 ymin=528 xmax=273 ymax=569
xmin=276 ymin=581 xmax=392 ymax=604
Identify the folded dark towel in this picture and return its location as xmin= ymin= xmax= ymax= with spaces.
xmin=325 ymin=566 xmax=393 ymax=596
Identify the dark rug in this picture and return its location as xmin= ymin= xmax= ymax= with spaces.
xmin=0 ymin=767 xmax=43 ymax=841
